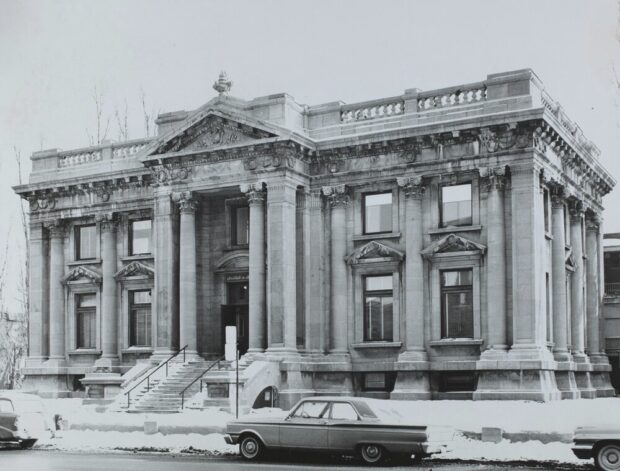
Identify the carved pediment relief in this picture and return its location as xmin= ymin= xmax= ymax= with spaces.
xmin=114 ymin=261 xmax=154 ymax=280
xmin=215 ymin=252 xmax=249 ymax=272
xmin=421 ymin=234 xmax=486 ymax=260
xmin=346 ymin=241 xmax=404 ymax=265
xmin=62 ymin=266 xmax=102 ymax=285
xmin=151 ymin=111 xmax=277 ymax=155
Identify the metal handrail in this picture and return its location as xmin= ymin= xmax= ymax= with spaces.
xmin=124 ymin=345 xmax=188 ymax=408
xmin=180 ymin=355 xmax=225 ymax=410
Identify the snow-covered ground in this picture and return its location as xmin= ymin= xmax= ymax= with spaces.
xmin=31 ymin=397 xmax=617 ymax=465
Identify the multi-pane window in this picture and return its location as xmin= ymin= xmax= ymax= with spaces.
xmin=363 ymin=275 xmax=393 ymax=342
xmin=129 ymin=219 xmax=152 ymax=255
xmin=75 ymin=225 xmax=96 ymax=260
xmin=76 ymin=293 xmax=96 ymax=349
xmin=231 ymin=206 xmax=249 ymax=246
xmin=130 ymin=290 xmax=152 ymax=347
xmin=441 ymin=184 xmax=472 ymax=227
xmin=363 ymin=192 xmax=392 ymax=234
xmin=441 ymin=269 xmax=473 ymax=339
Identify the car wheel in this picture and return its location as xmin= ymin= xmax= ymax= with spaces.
xmin=239 ymin=435 xmax=263 ymax=461
xmin=359 ymin=443 xmax=384 ymax=464
xmin=596 ymin=443 xmax=620 ymax=471
xmin=19 ymin=439 xmax=37 ymax=449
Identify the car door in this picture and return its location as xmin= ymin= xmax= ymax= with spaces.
xmin=326 ymin=401 xmax=363 ymax=452
xmin=279 ymin=400 xmax=329 ymax=449
xmin=0 ymin=399 xmax=17 ymax=440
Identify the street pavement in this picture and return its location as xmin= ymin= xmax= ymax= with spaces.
xmin=0 ymin=451 xmax=595 ymax=471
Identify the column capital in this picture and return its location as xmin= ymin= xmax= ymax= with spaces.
xmin=548 ymin=181 xmax=565 ymax=209
xmin=480 ymin=166 xmax=507 ymax=192
xmin=240 ymin=182 xmax=266 ymax=205
xmin=96 ymin=213 xmax=119 ymax=232
xmin=322 ymin=184 xmax=350 ymax=207
xmin=586 ymin=212 xmax=601 ymax=232
xmin=45 ymin=219 xmax=67 ymax=238
xmin=568 ymin=198 xmax=585 ymax=221
xmin=397 ymin=176 xmax=426 ymax=199
xmin=172 ymin=191 xmax=198 ymax=214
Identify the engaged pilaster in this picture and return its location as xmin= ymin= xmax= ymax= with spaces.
xmin=27 ymin=222 xmax=48 ymax=366
xmin=550 ymin=185 xmax=570 ymax=362
xmin=173 ymin=191 xmax=199 ymax=354
xmin=323 ymin=184 xmax=350 ymax=356
xmin=585 ymin=212 xmax=603 ymax=362
xmin=569 ymin=200 xmax=586 ymax=362
xmin=46 ymin=220 xmax=67 ymax=366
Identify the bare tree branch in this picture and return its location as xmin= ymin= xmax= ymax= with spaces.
xmin=114 ymin=99 xmax=129 ymax=141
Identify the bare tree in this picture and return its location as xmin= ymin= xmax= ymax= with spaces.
xmin=114 ymin=99 xmax=129 ymax=142
xmin=141 ymin=88 xmax=158 ymax=138
xmin=86 ymin=85 xmax=112 ymax=145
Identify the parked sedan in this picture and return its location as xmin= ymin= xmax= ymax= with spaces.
xmin=573 ymin=425 xmax=620 ymax=471
xmin=0 ymin=392 xmax=55 ymax=449
xmin=225 ymin=396 xmax=452 ymax=464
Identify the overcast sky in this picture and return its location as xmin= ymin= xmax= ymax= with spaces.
xmin=1 ymin=0 xmax=619 ymax=311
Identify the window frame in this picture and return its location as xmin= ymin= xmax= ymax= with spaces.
xmin=230 ymin=204 xmax=249 ymax=247
xmin=440 ymin=268 xmax=474 ymax=339
xmin=362 ymin=191 xmax=393 ymax=235
xmin=129 ymin=289 xmax=152 ymax=347
xmin=128 ymin=218 xmax=152 ymax=256
xmin=439 ymin=182 xmax=473 ymax=228
xmin=363 ymin=274 xmax=394 ymax=342
xmin=328 ymin=402 xmax=360 ymax=421
xmin=75 ymin=224 xmax=97 ymax=261
xmin=76 ymin=293 xmax=97 ymax=349
xmin=289 ymin=400 xmax=330 ymax=419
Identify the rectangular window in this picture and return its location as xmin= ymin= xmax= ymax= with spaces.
xmin=363 ymin=275 xmax=393 ymax=341
xmin=75 ymin=225 xmax=96 ymax=260
xmin=231 ymin=206 xmax=249 ymax=246
xmin=363 ymin=192 xmax=392 ymax=234
xmin=441 ymin=184 xmax=472 ymax=227
xmin=129 ymin=290 xmax=152 ymax=347
xmin=543 ymin=188 xmax=550 ymax=233
xmin=76 ymin=293 xmax=96 ymax=349
xmin=129 ymin=219 xmax=152 ymax=255
xmin=441 ymin=269 xmax=473 ymax=339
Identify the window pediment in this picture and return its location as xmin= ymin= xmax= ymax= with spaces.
xmin=62 ymin=266 xmax=102 ymax=285
xmin=215 ymin=252 xmax=249 ymax=272
xmin=346 ymin=241 xmax=404 ymax=266
xmin=421 ymin=234 xmax=486 ymax=260
xmin=114 ymin=261 xmax=154 ymax=280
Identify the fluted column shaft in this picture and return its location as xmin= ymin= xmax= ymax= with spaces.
xmin=570 ymin=205 xmax=586 ymax=360
xmin=485 ymin=170 xmax=508 ymax=351
xmin=176 ymin=192 xmax=198 ymax=353
xmin=398 ymin=177 xmax=426 ymax=358
xmin=551 ymin=192 xmax=569 ymax=360
xmin=48 ymin=222 xmax=66 ymax=363
xmin=245 ymin=184 xmax=266 ymax=353
xmin=99 ymin=216 xmax=119 ymax=365
xmin=324 ymin=185 xmax=349 ymax=354
xmin=586 ymin=215 xmax=601 ymax=359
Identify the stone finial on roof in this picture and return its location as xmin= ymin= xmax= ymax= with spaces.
xmin=213 ymin=71 xmax=233 ymax=96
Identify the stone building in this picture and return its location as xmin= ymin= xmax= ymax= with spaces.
xmin=602 ymin=234 xmax=620 ymax=391
xmin=14 ymin=69 xmax=616 ymax=405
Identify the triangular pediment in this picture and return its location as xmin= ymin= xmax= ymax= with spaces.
xmin=62 ymin=266 xmax=102 ymax=285
xmin=346 ymin=241 xmax=404 ymax=265
xmin=114 ymin=261 xmax=155 ymax=280
xmin=147 ymin=109 xmax=278 ymax=156
xmin=421 ymin=233 xmax=486 ymax=259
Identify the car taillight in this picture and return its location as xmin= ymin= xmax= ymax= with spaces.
xmin=14 ymin=417 xmax=23 ymax=432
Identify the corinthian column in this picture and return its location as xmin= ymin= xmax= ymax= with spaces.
xmin=174 ymin=191 xmax=198 ymax=355
xmin=96 ymin=214 xmax=119 ymax=369
xmin=47 ymin=220 xmax=67 ymax=366
xmin=242 ymin=182 xmax=266 ymax=354
xmin=586 ymin=213 xmax=603 ymax=362
xmin=397 ymin=176 xmax=427 ymax=360
xmin=483 ymin=167 xmax=508 ymax=353
xmin=27 ymin=222 xmax=48 ymax=366
xmin=550 ymin=187 xmax=570 ymax=361
xmin=323 ymin=184 xmax=349 ymax=356
xmin=569 ymin=200 xmax=586 ymax=362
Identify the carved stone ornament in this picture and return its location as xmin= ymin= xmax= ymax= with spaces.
xmin=114 ymin=261 xmax=155 ymax=280
xmin=240 ymin=182 xmax=265 ymax=205
xmin=322 ymin=184 xmax=350 ymax=207
xmin=585 ymin=212 xmax=601 ymax=231
xmin=568 ymin=198 xmax=585 ymax=220
xmin=548 ymin=180 xmax=566 ymax=208
xmin=45 ymin=220 xmax=67 ymax=238
xmin=479 ymin=166 xmax=507 ymax=192
xmin=150 ymin=164 xmax=192 ymax=186
xmin=479 ymin=128 xmax=499 ymax=153
xmin=421 ymin=233 xmax=487 ymax=259
xmin=95 ymin=213 xmax=118 ymax=232
xmin=29 ymin=194 xmax=57 ymax=212
xmin=213 ymin=71 xmax=233 ymax=95
xmin=171 ymin=191 xmax=198 ymax=213
xmin=346 ymin=240 xmax=405 ymax=265
xmin=397 ymin=176 xmax=426 ymax=199
xmin=62 ymin=266 xmax=102 ymax=285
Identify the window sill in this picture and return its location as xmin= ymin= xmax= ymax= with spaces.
xmin=121 ymin=254 xmax=154 ymax=262
xmin=68 ymin=259 xmax=101 ymax=266
xmin=352 ymin=232 xmax=401 ymax=242
xmin=429 ymin=225 xmax=482 ymax=235
xmin=351 ymin=341 xmax=402 ymax=349
xmin=68 ymin=349 xmax=102 ymax=355
xmin=429 ymin=339 xmax=483 ymax=347
xmin=122 ymin=347 xmax=153 ymax=354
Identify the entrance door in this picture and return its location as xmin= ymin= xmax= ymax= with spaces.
xmin=221 ymin=305 xmax=249 ymax=355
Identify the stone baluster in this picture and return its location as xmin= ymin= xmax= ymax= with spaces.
xmin=96 ymin=214 xmax=119 ymax=368
xmin=397 ymin=176 xmax=427 ymax=360
xmin=242 ymin=182 xmax=266 ymax=354
xmin=47 ymin=220 xmax=67 ymax=366
xmin=174 ymin=191 xmax=199 ymax=354
xmin=569 ymin=200 xmax=586 ymax=362
xmin=323 ymin=184 xmax=350 ymax=356
xmin=550 ymin=186 xmax=570 ymax=361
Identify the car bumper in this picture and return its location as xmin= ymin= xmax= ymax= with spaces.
xmin=224 ymin=434 xmax=238 ymax=445
xmin=572 ymin=445 xmax=592 ymax=460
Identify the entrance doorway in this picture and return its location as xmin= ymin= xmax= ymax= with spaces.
xmin=221 ymin=281 xmax=249 ymax=355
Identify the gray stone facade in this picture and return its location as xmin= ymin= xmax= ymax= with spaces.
xmin=14 ymin=69 xmax=616 ymax=404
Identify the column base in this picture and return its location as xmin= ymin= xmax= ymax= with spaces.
xmin=553 ymin=350 xmax=573 ymax=363
xmin=44 ymin=357 xmax=67 ymax=369
xmin=265 ymin=346 xmax=300 ymax=361
xmin=554 ymin=364 xmax=580 ymax=399
xmin=391 ymin=370 xmax=431 ymax=400
xmin=94 ymin=355 xmax=120 ymax=372
xmin=81 ymin=372 xmax=123 ymax=399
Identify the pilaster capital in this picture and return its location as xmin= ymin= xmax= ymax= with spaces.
xmin=95 ymin=213 xmax=118 ymax=232
xmin=568 ymin=198 xmax=585 ymax=221
xmin=479 ymin=166 xmax=507 ymax=192
xmin=397 ymin=176 xmax=426 ymax=199
xmin=240 ymin=182 xmax=266 ymax=205
xmin=585 ymin=212 xmax=601 ymax=232
xmin=45 ymin=219 xmax=67 ymax=239
xmin=548 ymin=180 xmax=565 ymax=209
xmin=322 ymin=184 xmax=350 ymax=207
xmin=172 ymin=191 xmax=198 ymax=214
